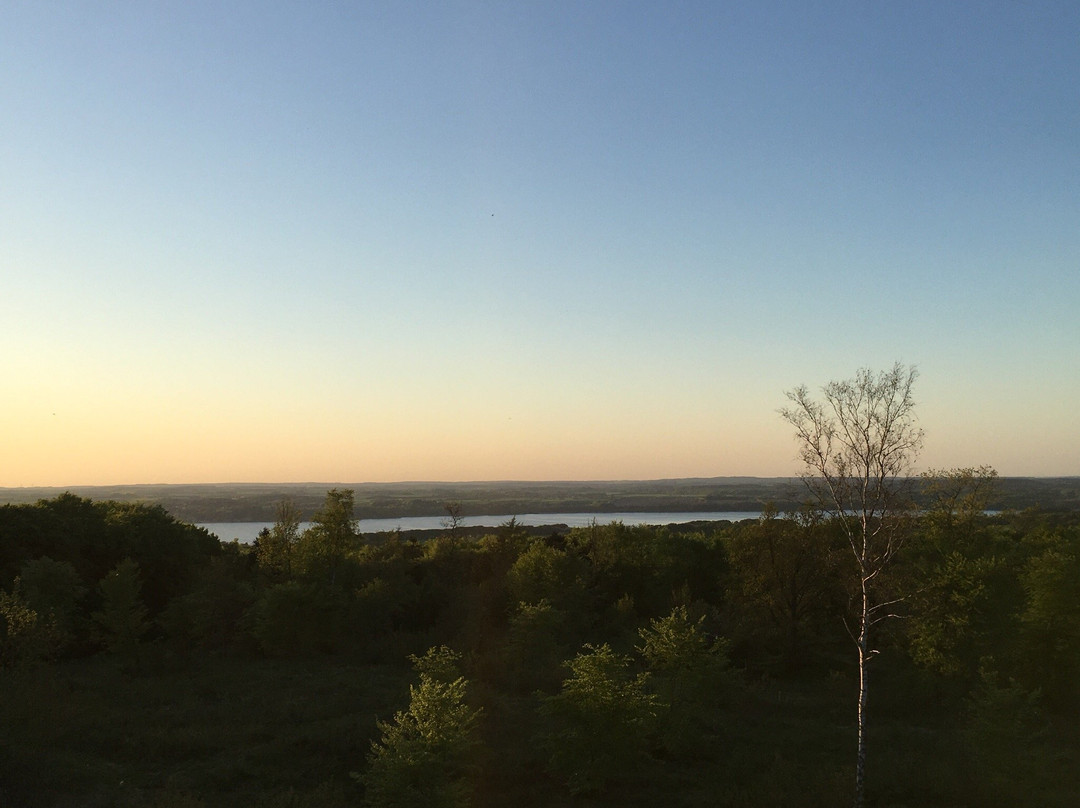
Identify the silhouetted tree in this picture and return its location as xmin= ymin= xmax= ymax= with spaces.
xmin=441 ymin=502 xmax=465 ymax=539
xmin=0 ymin=579 xmax=62 ymax=668
xmin=93 ymin=558 xmax=150 ymax=654
xmin=727 ymin=507 xmax=845 ymax=670
xmin=257 ymin=499 xmax=301 ymax=583
xmin=15 ymin=556 xmax=86 ymax=655
xmin=1017 ymin=526 xmax=1080 ymax=709
xmin=905 ymin=468 xmax=1005 ymax=681
xmin=297 ymin=489 xmax=356 ymax=586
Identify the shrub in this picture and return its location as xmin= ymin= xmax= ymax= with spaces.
xmin=93 ymin=558 xmax=150 ymax=654
xmin=541 ymin=643 xmax=659 ymax=794
xmin=0 ymin=579 xmax=62 ymax=668
xmin=638 ymin=606 xmax=731 ymax=753
xmin=359 ymin=646 xmax=482 ymax=808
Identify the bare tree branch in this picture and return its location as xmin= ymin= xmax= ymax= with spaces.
xmin=780 ymin=363 xmax=922 ymax=808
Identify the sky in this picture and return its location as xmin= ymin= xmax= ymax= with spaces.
xmin=3 ymin=1 xmax=1078 ymax=486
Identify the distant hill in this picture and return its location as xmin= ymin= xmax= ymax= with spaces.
xmin=0 ymin=478 xmax=802 ymax=522
xmin=2 ymin=477 xmax=1077 ymax=523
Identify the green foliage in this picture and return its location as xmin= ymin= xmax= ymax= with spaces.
xmin=1016 ymin=529 xmax=1080 ymax=707
xmin=504 ymin=598 xmax=569 ymax=692
xmin=100 ymin=501 xmax=220 ymax=614
xmin=505 ymin=540 xmax=588 ymax=615
xmin=921 ymin=466 xmax=999 ymax=533
xmin=0 ymin=494 xmax=218 ymax=624
xmin=0 ymin=578 xmax=62 ymax=668
xmin=256 ymin=499 xmax=302 ymax=584
xmin=93 ymin=558 xmax=150 ymax=653
xmin=903 ymin=508 xmax=1080 ymax=713
xmin=726 ymin=509 xmax=845 ymax=670
xmin=159 ymin=551 xmax=256 ymax=651
xmin=246 ymin=581 xmax=347 ymax=657
xmin=638 ymin=606 xmax=729 ymax=689
xmin=295 ymin=489 xmax=356 ymax=587
xmin=638 ymin=606 xmax=731 ymax=754
xmin=963 ymin=669 xmax=1052 ymax=804
xmin=4 ymin=492 xmax=1080 ymax=806
xmin=15 ymin=556 xmax=86 ymax=655
xmin=904 ymin=468 xmax=1011 ymax=680
xmin=408 ymin=645 xmax=464 ymax=684
xmin=17 ymin=556 xmax=86 ymax=620
xmin=360 ymin=646 xmax=482 ymax=808
xmin=0 ymin=653 xmax=392 ymax=807
xmin=495 ymin=516 xmax=530 ymax=549
xmin=567 ymin=521 xmax=721 ymax=620
xmin=541 ymin=643 xmax=659 ymax=794
xmin=906 ymin=551 xmax=1003 ymax=679
xmin=351 ymin=576 xmax=406 ymax=641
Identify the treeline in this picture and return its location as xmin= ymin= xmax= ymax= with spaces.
xmin=0 ymin=478 xmax=804 ymax=522
xmin=1 ymin=488 xmax=1079 ymax=806
xmin=4 ymin=476 xmax=1078 ymax=523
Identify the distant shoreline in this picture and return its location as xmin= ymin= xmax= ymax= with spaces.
xmin=198 ymin=510 xmax=765 ymax=544
xmin=2 ymin=477 xmax=1077 ymax=523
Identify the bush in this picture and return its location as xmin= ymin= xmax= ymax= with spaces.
xmin=93 ymin=558 xmax=150 ymax=654
xmin=963 ymin=669 xmax=1052 ymax=804
xmin=246 ymin=582 xmax=347 ymax=657
xmin=359 ymin=646 xmax=482 ymax=808
xmin=638 ymin=606 xmax=731 ymax=754
xmin=504 ymin=599 xmax=569 ymax=693
xmin=0 ymin=579 xmax=62 ymax=668
xmin=540 ymin=643 xmax=659 ymax=794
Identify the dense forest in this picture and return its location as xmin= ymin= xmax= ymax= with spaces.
xmin=1 ymin=478 xmax=1078 ymax=807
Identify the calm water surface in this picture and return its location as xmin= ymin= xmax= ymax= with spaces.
xmin=199 ymin=511 xmax=761 ymax=544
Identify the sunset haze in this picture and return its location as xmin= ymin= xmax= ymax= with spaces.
xmin=4 ymin=1 xmax=1078 ymax=486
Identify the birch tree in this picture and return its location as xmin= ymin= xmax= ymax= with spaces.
xmin=780 ymin=363 xmax=923 ymax=808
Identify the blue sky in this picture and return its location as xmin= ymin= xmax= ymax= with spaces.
xmin=3 ymin=1 xmax=1078 ymax=485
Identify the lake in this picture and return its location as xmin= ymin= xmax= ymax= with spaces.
xmin=199 ymin=511 xmax=762 ymax=543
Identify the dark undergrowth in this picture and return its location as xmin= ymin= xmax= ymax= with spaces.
xmin=3 ymin=649 xmax=1077 ymax=807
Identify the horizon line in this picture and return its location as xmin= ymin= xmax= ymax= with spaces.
xmin=3 ymin=473 xmax=1078 ymax=492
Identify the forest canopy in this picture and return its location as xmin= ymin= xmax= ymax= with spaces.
xmin=1 ymin=486 xmax=1078 ymax=806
